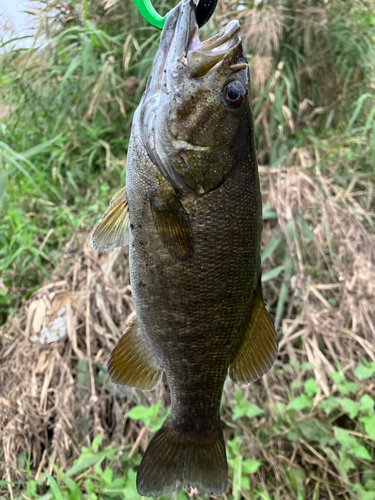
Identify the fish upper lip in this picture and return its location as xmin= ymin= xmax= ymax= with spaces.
xmin=187 ymin=19 xmax=241 ymax=77
xmin=158 ymin=0 xmax=241 ymax=78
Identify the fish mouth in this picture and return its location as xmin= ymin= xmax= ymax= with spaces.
xmin=159 ymin=0 xmax=241 ymax=79
xmin=187 ymin=19 xmax=241 ymax=77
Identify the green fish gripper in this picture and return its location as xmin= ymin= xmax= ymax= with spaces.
xmin=133 ymin=0 xmax=166 ymax=29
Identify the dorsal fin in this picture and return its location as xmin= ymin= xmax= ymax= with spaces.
xmin=90 ymin=187 xmax=130 ymax=253
xmin=229 ymin=291 xmax=278 ymax=384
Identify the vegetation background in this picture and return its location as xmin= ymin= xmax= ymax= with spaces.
xmin=0 ymin=0 xmax=375 ymax=499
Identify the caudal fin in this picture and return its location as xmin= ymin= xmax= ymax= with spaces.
xmin=136 ymin=422 xmax=227 ymax=498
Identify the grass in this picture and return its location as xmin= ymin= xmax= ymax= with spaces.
xmin=0 ymin=0 xmax=375 ymax=499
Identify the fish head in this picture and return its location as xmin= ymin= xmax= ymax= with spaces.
xmin=139 ymin=0 xmax=254 ymax=195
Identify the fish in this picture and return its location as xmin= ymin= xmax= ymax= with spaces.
xmin=90 ymin=0 xmax=278 ymax=496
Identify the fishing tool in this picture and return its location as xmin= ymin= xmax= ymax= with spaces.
xmin=132 ymin=0 xmax=218 ymax=28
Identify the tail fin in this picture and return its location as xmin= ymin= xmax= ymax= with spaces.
xmin=136 ymin=422 xmax=227 ymax=498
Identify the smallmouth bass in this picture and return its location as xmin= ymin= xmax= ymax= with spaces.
xmin=91 ymin=0 xmax=278 ymax=496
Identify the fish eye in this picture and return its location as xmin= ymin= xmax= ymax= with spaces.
xmin=223 ymin=81 xmax=246 ymax=108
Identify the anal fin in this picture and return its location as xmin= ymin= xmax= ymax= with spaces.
xmin=229 ymin=291 xmax=278 ymax=384
xmin=108 ymin=318 xmax=162 ymax=391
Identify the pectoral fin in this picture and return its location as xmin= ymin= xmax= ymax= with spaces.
xmin=90 ymin=187 xmax=130 ymax=253
xmin=150 ymin=189 xmax=194 ymax=261
xmin=229 ymin=291 xmax=278 ymax=384
xmin=108 ymin=318 xmax=163 ymax=391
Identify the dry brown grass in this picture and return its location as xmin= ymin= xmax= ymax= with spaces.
xmin=0 ymin=239 xmax=167 ymax=486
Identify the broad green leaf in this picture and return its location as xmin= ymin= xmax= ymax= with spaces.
xmin=331 ymin=372 xmax=346 ymax=384
xmin=360 ymin=416 xmax=375 ymax=441
xmin=304 ymin=378 xmax=317 ymax=397
xmin=360 ymin=395 xmax=375 ymax=415
xmin=287 ymin=394 xmax=312 ymax=411
xmin=355 ymin=362 xmax=375 ymax=380
xmin=242 ymin=460 xmax=262 ymax=474
xmin=296 ymin=419 xmax=331 ymax=445
xmin=317 ymin=395 xmax=340 ymax=415
xmin=337 ymin=382 xmax=360 ymax=395
xmin=232 ymin=399 xmax=264 ymax=420
xmin=334 ymin=427 xmax=371 ymax=460
xmin=337 ymin=398 xmax=361 ymax=419
xmin=286 ymin=468 xmax=305 ymax=493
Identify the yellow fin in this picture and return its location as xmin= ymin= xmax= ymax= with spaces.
xmin=108 ymin=318 xmax=163 ymax=391
xmin=150 ymin=191 xmax=194 ymax=261
xmin=229 ymin=291 xmax=278 ymax=384
xmin=90 ymin=187 xmax=130 ymax=253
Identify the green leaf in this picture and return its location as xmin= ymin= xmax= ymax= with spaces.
xmin=360 ymin=416 xmax=375 ymax=441
xmin=242 ymin=460 xmax=262 ymax=474
xmin=262 ymin=202 xmax=278 ymax=220
xmin=296 ymin=419 xmax=331 ymax=445
xmin=261 ymin=235 xmax=283 ymax=263
xmin=261 ymin=265 xmax=284 ymax=282
xmin=125 ymin=402 xmax=165 ymax=430
xmin=286 ymin=468 xmax=305 ymax=493
xmin=360 ymin=395 xmax=375 ymax=415
xmin=355 ymin=362 xmax=375 ymax=380
xmin=287 ymin=394 xmax=312 ymax=411
xmin=330 ymin=372 xmax=346 ymax=384
xmin=337 ymin=450 xmax=356 ymax=475
xmin=232 ymin=399 xmax=264 ymax=420
xmin=304 ymin=378 xmax=317 ymax=397
xmin=46 ymin=473 xmax=64 ymax=500
xmin=66 ymin=449 xmax=116 ymax=477
xmin=0 ymin=170 xmax=7 ymax=210
xmin=286 ymin=431 xmax=298 ymax=442
xmin=337 ymin=398 xmax=361 ymax=419
xmin=91 ymin=433 xmax=103 ymax=453
xmin=334 ymin=427 xmax=371 ymax=460
xmin=318 ymin=395 xmax=340 ymax=415
xmin=337 ymin=382 xmax=360 ymax=395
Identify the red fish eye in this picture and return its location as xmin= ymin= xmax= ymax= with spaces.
xmin=223 ymin=81 xmax=246 ymax=108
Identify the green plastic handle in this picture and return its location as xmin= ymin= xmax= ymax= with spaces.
xmin=133 ymin=0 xmax=166 ymax=29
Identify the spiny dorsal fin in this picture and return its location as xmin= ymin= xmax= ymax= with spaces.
xmin=90 ymin=187 xmax=130 ymax=253
xmin=229 ymin=291 xmax=278 ymax=384
xmin=150 ymin=189 xmax=194 ymax=261
xmin=108 ymin=318 xmax=163 ymax=391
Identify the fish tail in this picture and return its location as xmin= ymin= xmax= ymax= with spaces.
xmin=136 ymin=421 xmax=227 ymax=498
